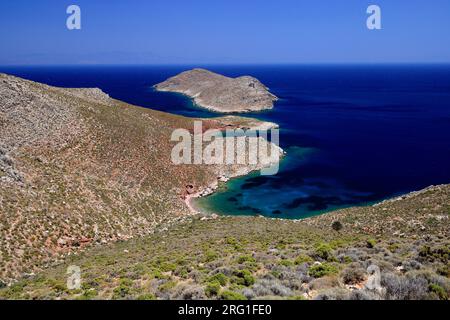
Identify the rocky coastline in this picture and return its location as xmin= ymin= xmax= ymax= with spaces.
xmin=154 ymin=68 xmax=278 ymax=113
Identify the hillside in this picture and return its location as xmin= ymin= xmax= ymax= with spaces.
xmin=1 ymin=184 xmax=448 ymax=300
xmin=154 ymin=68 xmax=278 ymax=113
xmin=0 ymin=73 xmax=280 ymax=282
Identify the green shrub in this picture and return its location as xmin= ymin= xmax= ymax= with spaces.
xmin=419 ymin=245 xmax=449 ymax=262
xmin=159 ymin=261 xmax=177 ymax=272
xmin=419 ymin=246 xmax=432 ymax=258
xmin=205 ymin=281 xmax=221 ymax=297
xmin=331 ymin=221 xmax=343 ymax=232
xmin=113 ymin=279 xmax=133 ymax=299
xmin=343 ymin=256 xmax=353 ymax=264
xmin=429 ymin=284 xmax=448 ymax=300
xmin=237 ymin=255 xmax=256 ymax=264
xmin=226 ymin=237 xmax=242 ymax=250
xmin=314 ymin=243 xmax=333 ymax=261
xmin=294 ymin=254 xmax=313 ymax=265
xmin=220 ymin=290 xmax=247 ymax=300
xmin=175 ymin=266 xmax=190 ymax=279
xmin=232 ymin=269 xmax=255 ymax=286
xmin=208 ymin=273 xmax=228 ymax=286
xmin=366 ymin=239 xmax=377 ymax=248
xmin=51 ymin=282 xmax=67 ymax=293
xmin=308 ymin=263 xmax=338 ymax=278
xmin=204 ymin=250 xmax=218 ymax=263
xmin=436 ymin=264 xmax=450 ymax=277
xmin=388 ymin=243 xmax=399 ymax=252
xmin=137 ymin=293 xmax=156 ymax=300
xmin=77 ymin=289 xmax=98 ymax=300
xmin=150 ymin=268 xmax=169 ymax=280
xmin=279 ymin=259 xmax=294 ymax=267
xmin=271 ymin=270 xmax=281 ymax=279
xmin=158 ymin=280 xmax=177 ymax=292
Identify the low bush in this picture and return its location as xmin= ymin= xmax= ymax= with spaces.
xmin=208 ymin=272 xmax=228 ymax=286
xmin=237 ymin=255 xmax=256 ymax=264
xmin=294 ymin=254 xmax=313 ymax=265
xmin=429 ymin=283 xmax=448 ymax=300
xmin=341 ymin=264 xmax=366 ymax=285
xmin=158 ymin=280 xmax=177 ymax=292
xmin=220 ymin=290 xmax=247 ymax=300
xmin=112 ymin=279 xmax=133 ymax=299
xmin=366 ymin=239 xmax=377 ymax=249
xmin=279 ymin=259 xmax=294 ymax=267
xmin=349 ymin=289 xmax=380 ymax=300
xmin=232 ymin=269 xmax=255 ymax=286
xmin=436 ymin=264 xmax=450 ymax=277
xmin=381 ymin=273 xmax=429 ymax=300
xmin=159 ymin=261 xmax=177 ymax=272
xmin=203 ymin=250 xmax=218 ymax=263
xmin=137 ymin=293 xmax=156 ymax=300
xmin=252 ymin=278 xmax=293 ymax=297
xmin=314 ymin=288 xmax=349 ymax=300
xmin=172 ymin=284 xmax=206 ymax=300
xmin=314 ymin=243 xmax=335 ymax=261
xmin=309 ymin=263 xmax=338 ymax=278
xmin=331 ymin=221 xmax=343 ymax=232
xmin=205 ymin=281 xmax=221 ymax=297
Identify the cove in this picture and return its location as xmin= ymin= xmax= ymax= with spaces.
xmin=2 ymin=64 xmax=450 ymax=219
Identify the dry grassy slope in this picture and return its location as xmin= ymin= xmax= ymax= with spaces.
xmin=0 ymin=74 xmax=279 ymax=281
xmin=304 ymin=184 xmax=450 ymax=237
xmin=0 ymin=184 xmax=448 ymax=300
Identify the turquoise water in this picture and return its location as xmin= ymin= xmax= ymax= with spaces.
xmin=195 ymin=146 xmax=330 ymax=218
xmin=2 ymin=65 xmax=450 ymax=219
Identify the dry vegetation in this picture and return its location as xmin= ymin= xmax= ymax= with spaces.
xmin=0 ymin=184 xmax=448 ymax=300
xmin=0 ymin=74 xmax=448 ymax=300
xmin=0 ymin=73 xmax=278 ymax=282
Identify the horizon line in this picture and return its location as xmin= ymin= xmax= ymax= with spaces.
xmin=2 ymin=62 xmax=450 ymax=68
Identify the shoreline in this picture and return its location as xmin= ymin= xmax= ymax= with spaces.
xmin=156 ymin=87 xmax=274 ymax=114
xmin=153 ymin=68 xmax=278 ymax=113
xmin=184 ymin=154 xmax=285 ymax=216
xmin=186 ymin=181 xmax=450 ymax=222
xmin=181 ymin=117 xmax=284 ymax=216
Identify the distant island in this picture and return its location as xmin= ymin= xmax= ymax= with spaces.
xmin=154 ymin=68 xmax=278 ymax=113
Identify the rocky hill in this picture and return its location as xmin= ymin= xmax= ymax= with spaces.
xmin=0 ymin=74 xmax=280 ymax=282
xmin=154 ymin=68 xmax=278 ymax=113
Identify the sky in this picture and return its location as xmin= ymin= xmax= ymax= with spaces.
xmin=0 ymin=0 xmax=449 ymax=65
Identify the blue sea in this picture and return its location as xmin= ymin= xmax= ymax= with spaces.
xmin=2 ymin=65 xmax=450 ymax=219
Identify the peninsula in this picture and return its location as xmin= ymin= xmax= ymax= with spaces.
xmin=154 ymin=68 xmax=278 ymax=113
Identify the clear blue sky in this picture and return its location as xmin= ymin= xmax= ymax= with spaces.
xmin=1 ymin=0 xmax=449 ymax=65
